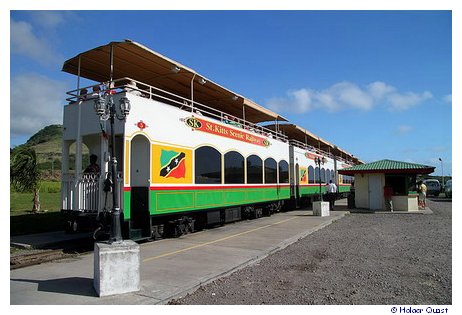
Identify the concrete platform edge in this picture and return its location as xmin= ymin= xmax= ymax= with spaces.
xmin=154 ymin=211 xmax=349 ymax=305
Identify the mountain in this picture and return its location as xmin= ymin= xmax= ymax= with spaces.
xmin=11 ymin=124 xmax=88 ymax=178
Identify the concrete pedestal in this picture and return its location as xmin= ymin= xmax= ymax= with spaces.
xmin=313 ymin=201 xmax=330 ymax=217
xmin=94 ymin=240 xmax=140 ymax=297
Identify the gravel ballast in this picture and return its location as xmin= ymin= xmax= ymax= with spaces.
xmin=169 ymin=199 xmax=451 ymax=305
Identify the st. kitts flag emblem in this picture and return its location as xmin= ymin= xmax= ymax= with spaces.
xmin=159 ymin=150 xmax=186 ymax=178
xmin=300 ymin=169 xmax=307 ymax=183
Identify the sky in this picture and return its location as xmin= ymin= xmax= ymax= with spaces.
xmin=7 ymin=8 xmax=454 ymax=177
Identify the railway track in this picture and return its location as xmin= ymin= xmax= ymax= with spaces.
xmin=10 ymin=237 xmax=94 ymax=270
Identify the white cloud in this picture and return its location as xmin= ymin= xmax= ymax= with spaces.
xmin=266 ymin=80 xmax=433 ymax=113
xmin=396 ymin=125 xmax=412 ymax=134
xmin=10 ymin=73 xmax=67 ymax=137
xmin=367 ymin=81 xmax=396 ymax=99
xmin=29 ymin=11 xmax=68 ymax=29
xmin=443 ymin=94 xmax=452 ymax=103
xmin=11 ymin=19 xmax=63 ymax=66
xmin=387 ymin=91 xmax=432 ymax=111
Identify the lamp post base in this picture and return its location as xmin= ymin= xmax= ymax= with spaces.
xmin=313 ymin=201 xmax=330 ymax=217
xmin=93 ymin=240 xmax=140 ymax=297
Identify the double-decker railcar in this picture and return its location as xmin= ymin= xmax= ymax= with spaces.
xmin=60 ymin=40 xmax=361 ymax=240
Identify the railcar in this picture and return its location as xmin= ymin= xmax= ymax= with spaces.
xmin=60 ymin=40 xmax=361 ymax=240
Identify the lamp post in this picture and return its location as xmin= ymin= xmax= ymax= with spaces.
xmin=439 ymin=158 xmax=444 ymax=192
xmin=314 ymin=156 xmax=326 ymax=201
xmin=94 ymin=93 xmax=131 ymax=243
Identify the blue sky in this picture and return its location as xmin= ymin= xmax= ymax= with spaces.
xmin=9 ymin=10 xmax=453 ymax=176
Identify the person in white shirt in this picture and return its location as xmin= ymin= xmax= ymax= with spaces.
xmin=326 ymin=180 xmax=337 ymax=210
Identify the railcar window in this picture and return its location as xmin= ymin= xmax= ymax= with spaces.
xmin=224 ymin=151 xmax=245 ymax=184
xmin=326 ymin=169 xmax=331 ymax=183
xmin=315 ymin=167 xmax=320 ymax=183
xmin=279 ymin=160 xmax=289 ymax=183
xmin=308 ymin=166 xmax=315 ymax=184
xmin=264 ymin=158 xmax=277 ymax=184
xmin=195 ymin=146 xmax=222 ymax=184
xmin=321 ymin=168 xmax=326 ymax=183
xmin=247 ymin=155 xmax=263 ymax=184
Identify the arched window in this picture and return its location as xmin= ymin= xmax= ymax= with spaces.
xmin=247 ymin=155 xmax=263 ymax=184
xmin=195 ymin=146 xmax=221 ymax=184
xmin=308 ymin=166 xmax=315 ymax=184
xmin=279 ymin=160 xmax=289 ymax=183
xmin=326 ymin=169 xmax=331 ymax=183
xmin=264 ymin=158 xmax=277 ymax=184
xmin=224 ymin=151 xmax=244 ymax=184
xmin=321 ymin=168 xmax=326 ymax=183
xmin=315 ymin=167 xmax=320 ymax=183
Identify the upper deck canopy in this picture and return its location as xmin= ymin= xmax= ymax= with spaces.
xmin=62 ymin=39 xmax=287 ymax=124
xmin=265 ymin=123 xmax=362 ymax=164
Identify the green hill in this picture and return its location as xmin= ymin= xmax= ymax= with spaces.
xmin=11 ymin=124 xmax=88 ymax=178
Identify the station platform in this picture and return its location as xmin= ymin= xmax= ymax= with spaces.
xmin=10 ymin=209 xmax=348 ymax=305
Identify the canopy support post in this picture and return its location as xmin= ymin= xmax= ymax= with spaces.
xmin=110 ymin=44 xmax=114 ymax=82
xmin=191 ymin=74 xmax=196 ymax=113
xmin=74 ymin=54 xmax=83 ymax=210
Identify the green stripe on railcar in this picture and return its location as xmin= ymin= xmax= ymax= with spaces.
xmin=123 ymin=186 xmax=290 ymax=217
xmin=338 ymin=185 xmax=351 ymax=193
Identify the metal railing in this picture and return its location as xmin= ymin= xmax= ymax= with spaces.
xmin=65 ymin=78 xmax=358 ymax=162
xmin=65 ymin=77 xmax=289 ymax=143
xmin=289 ymin=139 xmax=335 ymax=159
xmin=61 ymin=172 xmax=123 ymax=212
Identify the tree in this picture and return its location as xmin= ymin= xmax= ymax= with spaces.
xmin=11 ymin=147 xmax=42 ymax=212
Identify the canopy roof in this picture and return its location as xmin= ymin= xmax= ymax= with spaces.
xmin=265 ymin=123 xmax=361 ymax=164
xmin=338 ymin=159 xmax=435 ymax=175
xmin=62 ymin=39 xmax=287 ymax=123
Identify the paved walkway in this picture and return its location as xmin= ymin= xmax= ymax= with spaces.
xmin=10 ymin=209 xmax=347 ymax=305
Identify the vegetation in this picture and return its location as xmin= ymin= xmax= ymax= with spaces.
xmin=10 ymin=125 xmax=66 ymax=235
xmin=10 ymin=188 xmax=63 ymax=235
xmin=10 ymin=147 xmax=42 ymax=212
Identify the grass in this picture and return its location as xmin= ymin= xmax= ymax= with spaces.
xmin=10 ymin=181 xmax=64 ymax=235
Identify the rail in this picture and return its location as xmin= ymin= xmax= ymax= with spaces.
xmin=66 ymin=78 xmax=289 ymax=143
xmin=289 ymin=139 xmax=336 ymax=159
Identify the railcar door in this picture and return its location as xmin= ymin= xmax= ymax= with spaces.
xmin=130 ymin=135 xmax=151 ymax=238
xmin=295 ymin=163 xmax=300 ymax=205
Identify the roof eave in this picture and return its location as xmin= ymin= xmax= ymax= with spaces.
xmin=338 ymin=168 xmax=435 ymax=175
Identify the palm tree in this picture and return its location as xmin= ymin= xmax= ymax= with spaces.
xmin=11 ymin=147 xmax=42 ymax=212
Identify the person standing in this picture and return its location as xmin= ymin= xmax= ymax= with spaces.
xmin=384 ymin=185 xmax=394 ymax=212
xmin=84 ymin=154 xmax=101 ymax=174
xmin=326 ymin=180 xmax=337 ymax=210
xmin=418 ymin=181 xmax=427 ymax=209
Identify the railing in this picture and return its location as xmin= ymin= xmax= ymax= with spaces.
xmin=65 ymin=78 xmax=359 ymax=162
xmin=289 ymin=139 xmax=336 ymax=159
xmin=65 ymin=78 xmax=289 ymax=143
xmin=61 ymin=173 xmax=75 ymax=211
xmin=61 ymin=172 xmax=124 ymax=212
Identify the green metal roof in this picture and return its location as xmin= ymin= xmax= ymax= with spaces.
xmin=338 ymin=159 xmax=435 ymax=175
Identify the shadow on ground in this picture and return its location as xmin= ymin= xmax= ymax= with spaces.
xmin=11 ymin=277 xmax=97 ymax=297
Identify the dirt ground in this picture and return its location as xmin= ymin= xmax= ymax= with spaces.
xmin=169 ymin=198 xmax=452 ymax=305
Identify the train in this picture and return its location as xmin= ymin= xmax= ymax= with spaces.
xmin=60 ymin=40 xmax=362 ymax=241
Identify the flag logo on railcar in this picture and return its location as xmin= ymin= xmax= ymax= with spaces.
xmin=300 ymin=169 xmax=307 ymax=183
xmin=159 ymin=150 xmax=186 ymax=178
xmin=299 ymin=167 xmax=308 ymax=184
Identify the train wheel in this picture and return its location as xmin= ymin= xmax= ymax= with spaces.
xmin=65 ymin=219 xmax=78 ymax=234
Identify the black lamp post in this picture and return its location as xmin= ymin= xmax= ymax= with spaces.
xmin=94 ymin=93 xmax=131 ymax=243
xmin=439 ymin=157 xmax=444 ymax=191
xmin=314 ymin=156 xmax=326 ymax=201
